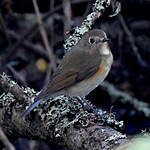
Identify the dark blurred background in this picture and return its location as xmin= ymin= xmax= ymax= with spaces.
xmin=0 ymin=0 xmax=150 ymax=150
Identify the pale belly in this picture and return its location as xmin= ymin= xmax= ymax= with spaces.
xmin=67 ymin=63 xmax=111 ymax=97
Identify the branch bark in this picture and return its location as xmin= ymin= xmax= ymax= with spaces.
xmin=0 ymin=127 xmax=16 ymax=150
xmin=0 ymin=74 xmax=127 ymax=150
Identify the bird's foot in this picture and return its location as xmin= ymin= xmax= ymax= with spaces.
xmin=76 ymin=96 xmax=102 ymax=119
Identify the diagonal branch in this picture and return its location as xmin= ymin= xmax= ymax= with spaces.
xmin=0 ymin=127 xmax=16 ymax=150
xmin=32 ymin=0 xmax=57 ymax=71
xmin=64 ymin=0 xmax=121 ymax=51
xmin=0 ymin=73 xmax=26 ymax=102
xmin=102 ymin=81 xmax=150 ymax=118
xmin=118 ymin=14 xmax=148 ymax=69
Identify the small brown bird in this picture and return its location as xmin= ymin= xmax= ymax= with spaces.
xmin=22 ymin=29 xmax=113 ymax=117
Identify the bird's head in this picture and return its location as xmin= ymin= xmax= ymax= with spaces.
xmin=80 ymin=29 xmax=111 ymax=56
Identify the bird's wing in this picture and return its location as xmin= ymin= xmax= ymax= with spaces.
xmin=37 ymin=50 xmax=101 ymax=100
xmin=21 ymin=50 xmax=101 ymax=117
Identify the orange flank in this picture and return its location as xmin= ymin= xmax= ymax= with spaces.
xmin=89 ymin=63 xmax=107 ymax=82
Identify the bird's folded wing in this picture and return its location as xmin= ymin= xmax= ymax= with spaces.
xmin=37 ymin=50 xmax=101 ymax=99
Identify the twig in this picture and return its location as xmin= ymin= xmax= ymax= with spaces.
xmin=5 ymin=4 xmax=63 ymax=60
xmin=32 ymin=0 xmax=57 ymax=72
xmin=1 ymin=0 xmax=13 ymax=14
xmin=83 ymin=2 xmax=92 ymax=19
xmin=102 ymin=81 xmax=150 ymax=118
xmin=50 ymin=0 xmax=54 ymax=11
xmin=0 ymin=127 xmax=16 ymax=150
xmin=7 ymin=64 xmax=27 ymax=87
xmin=62 ymin=0 xmax=72 ymax=33
xmin=7 ymin=30 xmax=49 ymax=60
xmin=118 ymin=14 xmax=148 ymax=68
xmin=6 ymin=0 xmax=87 ymax=61
xmin=0 ymin=11 xmax=11 ymax=45
xmin=0 ymin=73 xmax=26 ymax=102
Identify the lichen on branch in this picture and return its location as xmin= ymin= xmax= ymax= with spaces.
xmin=64 ymin=0 xmax=121 ymax=51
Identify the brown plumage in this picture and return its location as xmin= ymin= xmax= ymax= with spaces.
xmin=22 ymin=29 xmax=113 ymax=117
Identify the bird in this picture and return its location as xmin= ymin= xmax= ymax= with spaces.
xmin=22 ymin=29 xmax=113 ymax=117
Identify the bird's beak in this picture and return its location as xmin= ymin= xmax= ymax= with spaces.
xmin=102 ymin=38 xmax=110 ymax=42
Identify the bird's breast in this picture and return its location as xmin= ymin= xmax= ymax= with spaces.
xmin=67 ymin=62 xmax=111 ymax=97
xmin=89 ymin=63 xmax=108 ymax=82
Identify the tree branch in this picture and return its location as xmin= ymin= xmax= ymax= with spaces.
xmin=0 ymin=74 xmax=127 ymax=150
xmin=0 ymin=127 xmax=16 ymax=150
xmin=0 ymin=73 xmax=26 ymax=102
xmin=102 ymin=81 xmax=150 ymax=118
xmin=32 ymin=0 xmax=57 ymax=71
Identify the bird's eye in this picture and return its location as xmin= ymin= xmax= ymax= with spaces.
xmin=89 ymin=38 xmax=95 ymax=44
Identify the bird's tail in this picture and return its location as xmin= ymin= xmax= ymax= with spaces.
xmin=21 ymin=100 xmax=41 ymax=118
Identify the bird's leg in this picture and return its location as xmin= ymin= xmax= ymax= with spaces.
xmin=75 ymin=97 xmax=124 ymax=130
xmin=76 ymin=96 xmax=102 ymax=119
